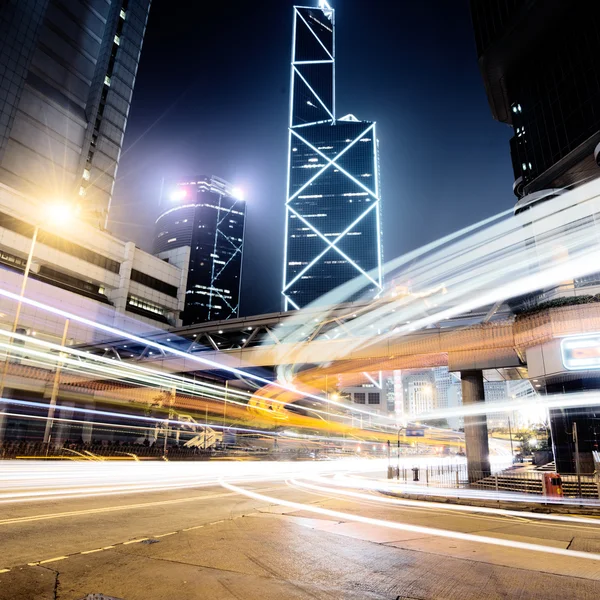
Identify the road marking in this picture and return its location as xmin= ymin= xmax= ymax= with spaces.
xmin=154 ymin=532 xmax=176 ymax=538
xmin=38 ymin=556 xmax=68 ymax=564
xmin=103 ymin=546 xmax=115 ymax=550
xmin=182 ymin=525 xmax=205 ymax=531
xmin=0 ymin=569 xmax=10 ymax=574
xmin=123 ymin=538 xmax=148 ymax=545
xmin=80 ymin=549 xmax=103 ymax=555
xmin=0 ymin=490 xmax=238 ymax=527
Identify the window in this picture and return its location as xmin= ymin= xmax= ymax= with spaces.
xmin=354 ymin=392 xmax=365 ymax=404
xmin=368 ymin=392 xmax=380 ymax=404
xmin=120 ymin=9 xmax=126 ymax=19
xmin=0 ymin=212 xmax=121 ymax=273
xmin=104 ymin=76 xmax=111 ymax=86
xmin=82 ymin=169 xmax=91 ymax=181
xmin=130 ymin=269 xmax=178 ymax=298
xmin=127 ymin=296 xmax=170 ymax=324
xmin=114 ymin=35 xmax=120 ymax=45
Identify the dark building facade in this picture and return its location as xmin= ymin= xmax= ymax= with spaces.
xmin=471 ymin=1 xmax=600 ymax=473
xmin=471 ymin=1 xmax=600 ymax=198
xmin=282 ymin=2 xmax=382 ymax=310
xmin=154 ymin=176 xmax=246 ymax=325
xmin=0 ymin=0 xmax=152 ymax=228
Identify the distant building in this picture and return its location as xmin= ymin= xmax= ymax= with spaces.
xmin=0 ymin=0 xmax=152 ymax=227
xmin=282 ymin=2 xmax=383 ymax=309
xmin=154 ymin=176 xmax=246 ymax=325
xmin=484 ymin=381 xmax=509 ymax=430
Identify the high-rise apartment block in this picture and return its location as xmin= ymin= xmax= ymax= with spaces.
xmin=0 ymin=0 xmax=151 ymax=227
xmin=154 ymin=176 xmax=246 ymax=325
xmin=283 ymin=1 xmax=383 ymax=310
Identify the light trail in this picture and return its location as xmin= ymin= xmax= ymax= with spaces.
xmin=0 ymin=297 xmax=396 ymax=427
xmin=221 ymin=480 xmax=600 ymax=562
xmin=0 ymin=458 xmax=386 ymax=504
xmin=332 ymin=471 xmax=600 ymax=507
xmin=289 ymin=476 xmax=600 ymax=526
xmin=0 ymin=397 xmax=369 ymax=447
xmin=270 ymin=177 xmax=600 ymax=379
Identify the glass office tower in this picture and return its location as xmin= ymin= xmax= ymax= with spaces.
xmin=154 ymin=176 xmax=246 ymax=325
xmin=0 ymin=0 xmax=152 ymax=228
xmin=282 ymin=2 xmax=383 ymax=310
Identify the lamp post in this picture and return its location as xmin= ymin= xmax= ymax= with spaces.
xmin=0 ymin=203 xmax=76 ymax=438
xmin=0 ymin=224 xmax=40 ymax=402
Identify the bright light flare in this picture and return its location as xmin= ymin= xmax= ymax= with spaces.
xmin=231 ymin=187 xmax=245 ymax=201
xmin=45 ymin=202 xmax=77 ymax=227
xmin=169 ymin=188 xmax=187 ymax=202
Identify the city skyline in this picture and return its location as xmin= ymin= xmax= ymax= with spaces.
xmin=109 ymin=0 xmax=514 ymax=317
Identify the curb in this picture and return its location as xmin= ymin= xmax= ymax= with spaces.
xmin=379 ymin=490 xmax=600 ymax=516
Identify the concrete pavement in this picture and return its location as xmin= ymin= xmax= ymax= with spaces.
xmin=1 ymin=475 xmax=600 ymax=599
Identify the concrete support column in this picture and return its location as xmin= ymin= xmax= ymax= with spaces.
xmin=110 ymin=241 xmax=135 ymax=315
xmin=82 ymin=406 xmax=94 ymax=444
xmin=461 ymin=370 xmax=491 ymax=483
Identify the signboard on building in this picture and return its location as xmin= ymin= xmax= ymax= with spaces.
xmin=405 ymin=428 xmax=425 ymax=437
xmin=561 ymin=334 xmax=600 ymax=371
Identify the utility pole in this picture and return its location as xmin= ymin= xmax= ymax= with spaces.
xmin=573 ymin=422 xmax=582 ymax=497
xmin=43 ymin=319 xmax=70 ymax=443
xmin=397 ymin=427 xmax=401 ymax=478
xmin=223 ymin=380 xmax=228 ymax=427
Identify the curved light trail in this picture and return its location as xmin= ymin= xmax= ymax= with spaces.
xmin=221 ymin=480 xmax=600 ymax=562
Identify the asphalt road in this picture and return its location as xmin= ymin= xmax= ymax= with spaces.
xmin=1 ymin=463 xmax=600 ymax=599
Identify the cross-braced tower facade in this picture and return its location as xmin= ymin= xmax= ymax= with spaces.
xmin=282 ymin=1 xmax=383 ymax=310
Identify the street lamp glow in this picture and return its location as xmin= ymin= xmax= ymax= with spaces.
xmin=231 ymin=187 xmax=245 ymax=201
xmin=170 ymin=189 xmax=187 ymax=202
xmin=45 ymin=202 xmax=76 ymax=227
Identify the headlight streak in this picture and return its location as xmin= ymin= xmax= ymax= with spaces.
xmin=331 ymin=472 xmax=600 ymax=507
xmin=221 ymin=480 xmax=600 ymax=562
xmin=0 ymin=458 xmax=386 ymax=504
xmin=0 ymin=305 xmax=392 ymax=427
xmin=288 ymin=476 xmax=600 ymax=526
xmin=0 ymin=339 xmax=355 ymax=430
xmin=0 ymin=398 xmax=379 ymax=447
xmin=270 ymin=178 xmax=600 ymax=382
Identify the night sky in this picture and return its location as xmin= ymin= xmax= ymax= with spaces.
xmin=109 ymin=0 xmax=514 ymax=317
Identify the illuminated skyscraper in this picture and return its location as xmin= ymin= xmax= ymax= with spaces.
xmin=154 ymin=176 xmax=246 ymax=325
xmin=282 ymin=1 xmax=383 ymax=310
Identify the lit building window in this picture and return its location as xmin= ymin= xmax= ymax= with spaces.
xmin=82 ymin=168 xmax=91 ymax=181
xmin=104 ymin=76 xmax=111 ymax=86
xmin=120 ymin=9 xmax=126 ymax=19
xmin=79 ymin=186 xmax=86 ymax=196
xmin=114 ymin=35 xmax=120 ymax=45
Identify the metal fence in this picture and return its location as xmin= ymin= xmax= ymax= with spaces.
xmin=387 ymin=463 xmax=600 ymax=499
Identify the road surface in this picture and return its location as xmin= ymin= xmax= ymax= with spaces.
xmin=1 ymin=460 xmax=599 ymax=599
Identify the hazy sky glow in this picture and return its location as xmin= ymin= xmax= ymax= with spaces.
xmin=110 ymin=0 xmax=514 ymax=316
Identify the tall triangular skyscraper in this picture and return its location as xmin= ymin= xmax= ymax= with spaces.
xmin=283 ymin=2 xmax=383 ymax=310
